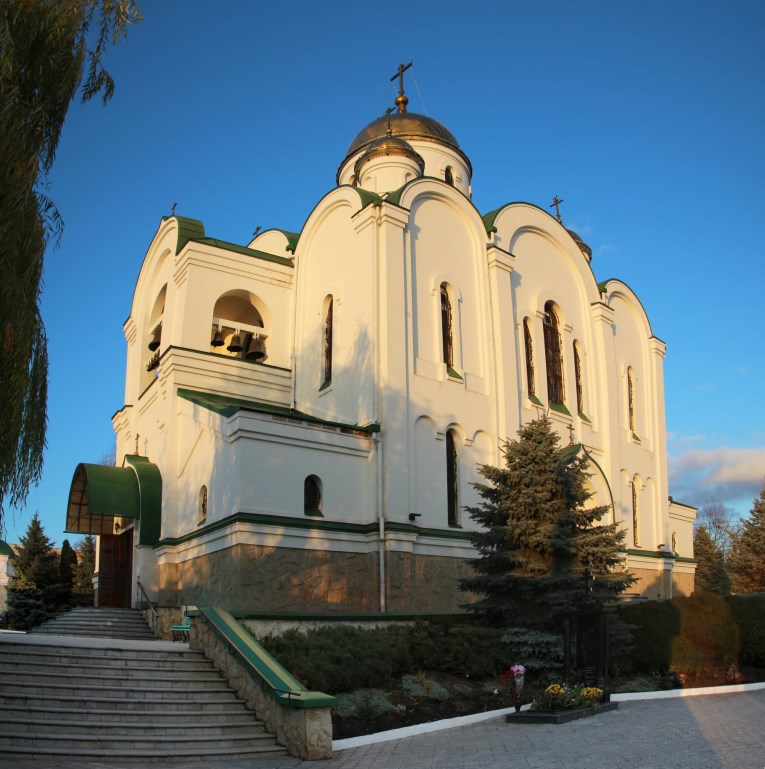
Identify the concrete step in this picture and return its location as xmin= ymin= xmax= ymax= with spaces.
xmin=0 ymin=651 xmax=214 ymax=673
xmin=0 ymin=680 xmax=235 ymax=698
xmin=0 ymin=668 xmax=228 ymax=688
xmin=0 ymin=630 xmax=289 ymax=761
xmin=30 ymin=607 xmax=155 ymax=639
xmin=0 ymin=743 xmax=288 ymax=762
xmin=0 ymin=703 xmax=259 ymax=724
xmin=1 ymin=691 xmax=248 ymax=712
xmin=2 ymin=716 xmax=268 ymax=737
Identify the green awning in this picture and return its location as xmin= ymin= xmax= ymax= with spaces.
xmin=65 ymin=456 xmax=162 ymax=546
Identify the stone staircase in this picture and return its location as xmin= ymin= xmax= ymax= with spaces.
xmin=0 ymin=614 xmax=288 ymax=762
xmin=30 ymin=606 xmax=156 ymax=640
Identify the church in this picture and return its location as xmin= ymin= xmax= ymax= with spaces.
xmin=65 ymin=67 xmax=696 ymax=622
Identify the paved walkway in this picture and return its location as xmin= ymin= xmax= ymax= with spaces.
xmin=2 ymin=688 xmax=762 ymax=769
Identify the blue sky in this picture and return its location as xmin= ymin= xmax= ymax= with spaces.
xmin=4 ymin=0 xmax=764 ymax=545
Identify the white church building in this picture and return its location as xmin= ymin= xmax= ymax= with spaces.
xmin=66 ymin=70 xmax=696 ymax=619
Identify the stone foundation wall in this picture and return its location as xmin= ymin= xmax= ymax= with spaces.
xmin=189 ymin=615 xmax=332 ymax=759
xmin=159 ymin=544 xmax=476 ymax=613
xmin=672 ymin=571 xmax=695 ymax=597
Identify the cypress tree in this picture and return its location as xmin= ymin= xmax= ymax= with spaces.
xmin=460 ymin=417 xmax=634 ymax=631
xmin=57 ymin=538 xmax=78 ymax=606
xmin=73 ymin=535 xmax=96 ymax=600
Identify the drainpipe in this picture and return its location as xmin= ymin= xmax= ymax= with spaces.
xmin=375 ymin=205 xmax=386 ymax=613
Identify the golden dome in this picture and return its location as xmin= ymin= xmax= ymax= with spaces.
xmin=353 ymin=136 xmax=425 ymax=179
xmin=340 ymin=111 xmax=472 ymax=179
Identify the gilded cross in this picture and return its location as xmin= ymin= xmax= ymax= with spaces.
xmin=390 ymin=61 xmax=412 ymax=113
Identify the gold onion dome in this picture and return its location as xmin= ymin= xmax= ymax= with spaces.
xmin=353 ymin=136 xmax=425 ymax=179
xmin=340 ymin=111 xmax=472 ymax=179
xmin=567 ymin=229 xmax=593 ymax=262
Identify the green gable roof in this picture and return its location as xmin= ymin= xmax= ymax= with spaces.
xmin=177 ymin=388 xmax=380 ymax=434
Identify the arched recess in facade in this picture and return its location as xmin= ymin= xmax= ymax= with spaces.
xmin=566 ymin=444 xmax=616 ymax=524
xmin=65 ymin=455 xmax=162 ymax=546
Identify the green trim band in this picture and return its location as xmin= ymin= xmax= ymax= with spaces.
xmin=549 ymin=400 xmax=571 ymax=417
xmin=157 ymin=512 xmax=472 ymax=548
xmin=626 ymin=548 xmax=675 ymax=560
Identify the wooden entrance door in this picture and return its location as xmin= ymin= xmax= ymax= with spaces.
xmin=96 ymin=529 xmax=133 ymax=608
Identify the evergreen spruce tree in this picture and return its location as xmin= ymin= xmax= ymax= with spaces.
xmin=7 ymin=512 xmax=59 ymax=629
xmin=73 ymin=535 xmax=96 ymax=601
xmin=693 ymin=525 xmax=730 ymax=595
xmin=460 ymin=417 xmax=634 ymax=632
xmin=729 ymin=482 xmax=765 ymax=594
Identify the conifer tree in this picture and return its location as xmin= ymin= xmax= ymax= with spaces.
xmin=7 ymin=512 xmax=59 ymax=629
xmin=460 ymin=417 xmax=634 ymax=631
xmin=729 ymin=482 xmax=765 ymax=594
xmin=693 ymin=525 xmax=730 ymax=595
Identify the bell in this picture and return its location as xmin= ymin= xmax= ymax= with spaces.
xmin=227 ymin=333 xmax=243 ymax=353
xmin=147 ymin=328 xmax=161 ymax=351
xmin=245 ymin=336 xmax=266 ymax=361
xmin=210 ymin=329 xmax=224 ymax=347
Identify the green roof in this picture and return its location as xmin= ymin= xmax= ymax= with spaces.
xmin=177 ymin=388 xmax=380 ymax=433
xmin=0 ymin=541 xmax=15 ymax=558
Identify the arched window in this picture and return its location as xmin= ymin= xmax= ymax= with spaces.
xmin=627 ymin=367 xmax=636 ymax=433
xmin=440 ymin=283 xmax=454 ymax=369
xmin=632 ymin=477 xmax=640 ymax=547
xmin=304 ymin=475 xmax=323 ymax=517
xmin=543 ymin=301 xmax=564 ymax=404
xmin=322 ymin=296 xmax=333 ymax=388
xmin=446 ymin=429 xmax=459 ymax=526
xmin=574 ymin=341 xmax=584 ymax=414
xmin=523 ymin=318 xmax=535 ymax=397
xmin=444 ymin=166 xmax=454 ymax=186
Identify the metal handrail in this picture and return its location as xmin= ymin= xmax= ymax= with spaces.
xmin=135 ymin=580 xmax=159 ymax=638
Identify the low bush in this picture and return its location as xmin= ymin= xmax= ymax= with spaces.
xmin=402 ymin=672 xmax=450 ymax=702
xmin=257 ymin=621 xmax=509 ymax=694
xmin=334 ymin=689 xmax=396 ymax=720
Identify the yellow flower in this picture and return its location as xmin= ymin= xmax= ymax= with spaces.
xmin=545 ymin=684 xmax=565 ymax=696
xmin=581 ymin=687 xmax=603 ymax=700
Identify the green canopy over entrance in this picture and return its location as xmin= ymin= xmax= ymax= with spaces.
xmin=65 ymin=455 xmax=161 ymax=546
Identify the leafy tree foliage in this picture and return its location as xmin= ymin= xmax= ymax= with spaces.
xmin=0 ymin=0 xmax=141 ymax=528
xmin=7 ymin=511 xmax=59 ymax=629
xmin=729 ymin=481 xmax=765 ymax=594
xmin=693 ymin=525 xmax=730 ymax=595
xmin=460 ymin=417 xmax=635 ymax=631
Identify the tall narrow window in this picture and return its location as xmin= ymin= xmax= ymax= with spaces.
xmin=523 ymin=318 xmax=535 ymax=396
xmin=444 ymin=166 xmax=454 ymax=186
xmin=440 ymin=284 xmax=454 ymax=369
xmin=574 ymin=342 xmax=584 ymax=414
xmin=627 ymin=367 xmax=636 ymax=433
xmin=304 ymin=475 xmax=323 ymax=517
xmin=446 ymin=429 xmax=459 ymax=526
xmin=322 ymin=296 xmax=333 ymax=387
xmin=198 ymin=485 xmax=208 ymax=525
xmin=631 ymin=477 xmax=640 ymax=546
xmin=543 ymin=301 xmax=564 ymax=404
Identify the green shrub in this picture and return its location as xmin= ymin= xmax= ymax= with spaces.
xmin=617 ymin=593 xmax=740 ymax=677
xmin=726 ymin=594 xmax=765 ymax=667
xmin=501 ymin=628 xmax=563 ymax=672
xmin=257 ymin=621 xmax=509 ymax=694
xmin=402 ymin=672 xmax=449 ymax=701
xmin=334 ymin=689 xmax=396 ymax=720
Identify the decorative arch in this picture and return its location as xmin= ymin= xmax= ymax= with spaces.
xmin=304 ymin=475 xmax=323 ymax=517
xmin=210 ymin=290 xmax=268 ymax=362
